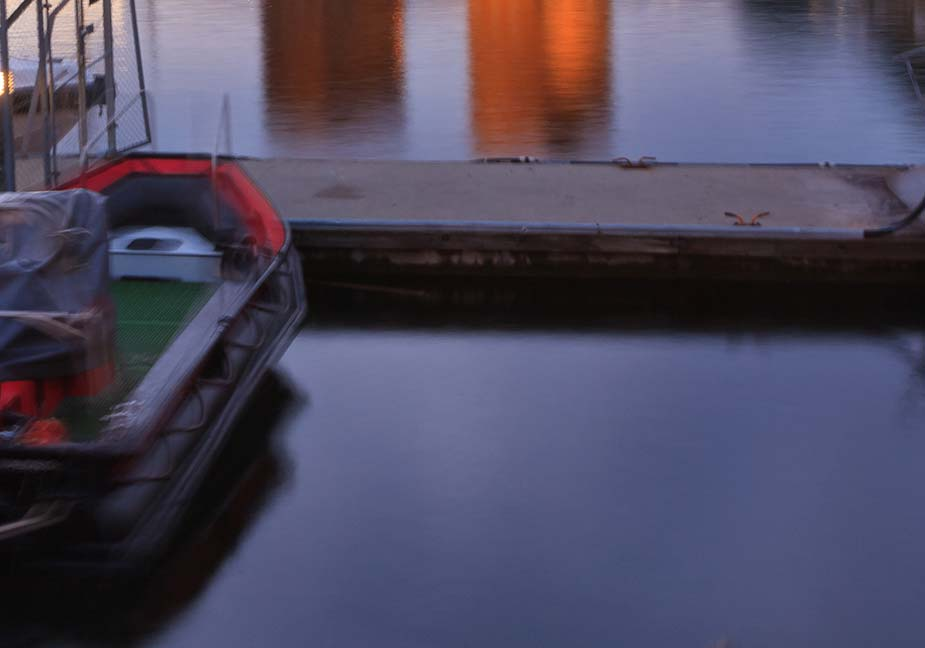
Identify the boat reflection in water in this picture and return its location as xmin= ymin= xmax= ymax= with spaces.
xmin=261 ymin=0 xmax=405 ymax=155
xmin=468 ymin=0 xmax=612 ymax=158
xmin=0 ymin=372 xmax=300 ymax=645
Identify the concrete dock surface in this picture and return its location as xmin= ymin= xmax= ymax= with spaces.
xmin=243 ymin=159 xmax=923 ymax=230
xmin=240 ymin=158 xmax=925 ymax=281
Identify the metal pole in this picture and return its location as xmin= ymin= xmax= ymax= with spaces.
xmin=73 ymin=0 xmax=86 ymax=152
xmin=36 ymin=0 xmax=50 ymax=185
xmin=102 ymin=0 xmax=115 ymax=155
xmin=45 ymin=0 xmax=72 ymax=186
xmin=0 ymin=0 xmax=16 ymax=191
xmin=45 ymin=0 xmax=57 ymax=183
xmin=129 ymin=0 xmax=149 ymax=145
xmin=8 ymin=0 xmax=36 ymax=27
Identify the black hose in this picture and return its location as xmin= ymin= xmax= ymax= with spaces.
xmin=864 ymin=193 xmax=925 ymax=238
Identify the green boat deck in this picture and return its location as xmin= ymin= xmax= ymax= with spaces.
xmin=57 ymin=280 xmax=217 ymax=442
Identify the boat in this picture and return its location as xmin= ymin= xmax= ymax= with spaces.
xmin=0 ymin=154 xmax=306 ymax=576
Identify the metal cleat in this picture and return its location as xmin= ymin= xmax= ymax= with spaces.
xmin=613 ymin=156 xmax=657 ymax=169
xmin=724 ymin=211 xmax=769 ymax=226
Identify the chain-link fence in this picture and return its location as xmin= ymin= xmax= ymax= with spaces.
xmin=1 ymin=0 xmax=149 ymax=190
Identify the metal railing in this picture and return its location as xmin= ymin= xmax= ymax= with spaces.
xmin=78 ymin=86 xmax=146 ymax=173
xmin=0 ymin=0 xmax=150 ymax=190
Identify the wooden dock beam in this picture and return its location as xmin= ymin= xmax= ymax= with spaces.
xmin=290 ymin=220 xmax=925 ymax=283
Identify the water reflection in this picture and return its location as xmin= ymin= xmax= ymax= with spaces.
xmin=468 ymin=0 xmax=612 ymax=157
xmin=851 ymin=0 xmax=925 ymax=58
xmin=733 ymin=0 xmax=925 ymax=85
xmin=737 ymin=0 xmax=925 ymax=49
xmin=0 ymin=372 xmax=299 ymax=646
xmin=160 ymin=284 xmax=925 ymax=648
xmin=134 ymin=0 xmax=925 ymax=161
xmin=261 ymin=0 xmax=405 ymax=150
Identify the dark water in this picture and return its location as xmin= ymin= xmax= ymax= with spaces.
xmin=176 ymin=314 xmax=925 ymax=648
xmin=6 ymin=286 xmax=925 ymax=647
xmin=138 ymin=0 xmax=925 ymax=162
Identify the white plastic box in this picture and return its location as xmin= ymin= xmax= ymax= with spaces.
xmin=108 ymin=226 xmax=222 ymax=283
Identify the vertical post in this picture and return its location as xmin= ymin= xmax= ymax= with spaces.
xmin=36 ymin=0 xmax=51 ymax=186
xmin=129 ymin=0 xmax=149 ymax=145
xmin=0 ymin=0 xmax=16 ymax=191
xmin=45 ymin=1 xmax=63 ymax=186
xmin=102 ymin=0 xmax=115 ymax=155
xmin=74 ymin=0 xmax=87 ymax=152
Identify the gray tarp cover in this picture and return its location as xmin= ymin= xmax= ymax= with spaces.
xmin=0 ymin=190 xmax=110 ymax=381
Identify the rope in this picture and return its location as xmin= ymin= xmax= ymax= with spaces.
xmin=0 ymin=309 xmax=94 ymax=340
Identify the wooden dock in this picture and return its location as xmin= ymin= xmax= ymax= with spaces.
xmin=241 ymin=158 xmax=925 ymax=283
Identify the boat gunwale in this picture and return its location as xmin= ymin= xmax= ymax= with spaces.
xmin=106 ymin=242 xmax=306 ymax=572
xmin=0 ymin=156 xmax=298 ymax=462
